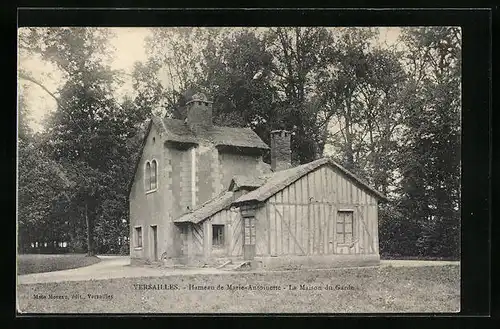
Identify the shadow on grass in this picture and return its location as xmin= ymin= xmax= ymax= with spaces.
xmin=17 ymin=254 xmax=101 ymax=275
xmin=380 ymin=255 xmax=459 ymax=261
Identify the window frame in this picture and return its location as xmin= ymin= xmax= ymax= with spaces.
xmin=134 ymin=226 xmax=143 ymax=249
xmin=150 ymin=159 xmax=158 ymax=190
xmin=145 ymin=161 xmax=151 ymax=191
xmin=212 ymin=224 xmax=225 ymax=248
xmin=145 ymin=159 xmax=159 ymax=194
xmin=243 ymin=217 xmax=256 ymax=245
xmin=336 ymin=210 xmax=354 ymax=245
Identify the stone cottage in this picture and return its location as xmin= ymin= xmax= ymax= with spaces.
xmin=128 ymin=93 xmax=388 ymax=268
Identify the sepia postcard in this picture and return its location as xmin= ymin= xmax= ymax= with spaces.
xmin=16 ymin=22 xmax=461 ymax=314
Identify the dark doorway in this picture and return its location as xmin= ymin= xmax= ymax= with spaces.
xmin=151 ymin=225 xmax=158 ymax=261
xmin=178 ymin=224 xmax=189 ymax=264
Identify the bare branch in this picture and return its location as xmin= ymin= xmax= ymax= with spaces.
xmin=18 ymin=71 xmax=85 ymax=134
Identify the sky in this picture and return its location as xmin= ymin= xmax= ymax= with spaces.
xmin=110 ymin=27 xmax=151 ymax=70
xmin=18 ymin=27 xmax=153 ymax=132
xmin=18 ymin=27 xmax=401 ymax=133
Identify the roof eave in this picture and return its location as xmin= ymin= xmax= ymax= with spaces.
xmin=325 ymin=159 xmax=390 ymax=203
xmin=174 ymin=217 xmax=203 ymax=224
xmin=127 ymin=119 xmax=154 ymax=198
xmin=233 ymin=158 xmax=390 ymax=206
xmin=215 ymin=144 xmax=269 ymax=153
xmin=164 ymin=139 xmax=199 ymax=149
xmin=231 ymin=198 xmax=261 ymax=207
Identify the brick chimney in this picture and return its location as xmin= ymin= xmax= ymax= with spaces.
xmin=186 ymin=92 xmax=213 ymax=132
xmin=270 ymin=130 xmax=292 ymax=172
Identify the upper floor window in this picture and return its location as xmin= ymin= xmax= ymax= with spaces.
xmin=337 ymin=210 xmax=354 ymax=244
xmin=145 ymin=159 xmax=158 ymax=192
xmin=151 ymin=160 xmax=157 ymax=190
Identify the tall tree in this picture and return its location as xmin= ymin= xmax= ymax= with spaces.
xmin=19 ymin=27 xmax=138 ymax=255
xmin=318 ymin=28 xmax=409 ymax=194
xmin=17 ymin=88 xmax=32 ymax=142
xmin=397 ymin=27 xmax=461 ymax=257
xmin=134 ymin=27 xmax=226 ymax=118
xmin=17 ymin=84 xmax=74 ymax=251
xmin=197 ymin=30 xmax=277 ymax=151
xmin=319 ymin=28 xmax=377 ymax=173
xmin=141 ymin=27 xmax=342 ymax=165
xmin=264 ymin=27 xmax=337 ymax=163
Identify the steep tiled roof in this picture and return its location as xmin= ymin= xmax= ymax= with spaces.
xmin=173 ymin=192 xmax=236 ymax=224
xmin=162 ymin=117 xmax=269 ymax=150
xmin=233 ymin=158 xmax=389 ymax=205
xmin=162 ymin=118 xmax=198 ymax=144
xmin=172 ymin=158 xmax=388 ymax=224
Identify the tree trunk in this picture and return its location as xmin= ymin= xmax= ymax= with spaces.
xmin=85 ymin=202 xmax=94 ymax=256
xmin=342 ymin=94 xmax=355 ymax=170
xmin=344 ymin=117 xmax=355 ymax=169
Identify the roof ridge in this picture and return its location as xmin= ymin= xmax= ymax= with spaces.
xmin=164 ymin=117 xmax=251 ymax=130
xmin=233 ymin=157 xmax=388 ymax=205
xmin=161 ymin=117 xmax=269 ymax=150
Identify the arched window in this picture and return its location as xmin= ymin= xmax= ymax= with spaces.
xmin=145 ymin=161 xmax=151 ymax=190
xmin=145 ymin=160 xmax=158 ymax=192
xmin=151 ymin=160 xmax=157 ymax=190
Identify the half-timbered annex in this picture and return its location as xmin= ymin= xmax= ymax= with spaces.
xmin=231 ymin=157 xmax=388 ymax=268
xmin=128 ymin=92 xmax=388 ymax=268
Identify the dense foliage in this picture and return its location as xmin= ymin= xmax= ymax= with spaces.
xmin=18 ymin=27 xmax=461 ymax=258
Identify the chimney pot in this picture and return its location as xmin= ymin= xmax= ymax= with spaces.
xmin=270 ymin=129 xmax=292 ymax=172
xmin=186 ymin=92 xmax=213 ymax=133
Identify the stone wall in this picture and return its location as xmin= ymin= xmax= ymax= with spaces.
xmin=196 ymin=144 xmax=216 ymax=205
xmin=169 ymin=148 xmax=181 ymax=220
xmin=219 ymin=151 xmax=262 ymax=191
xmin=129 ymin=125 xmax=172 ymax=263
xmin=130 ymin=121 xmax=269 ymax=264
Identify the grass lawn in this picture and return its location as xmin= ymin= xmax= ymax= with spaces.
xmin=17 ymin=265 xmax=459 ymax=313
xmin=17 ymin=254 xmax=101 ymax=275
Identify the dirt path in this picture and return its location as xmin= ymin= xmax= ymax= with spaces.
xmin=17 ymin=255 xmax=232 ymax=285
xmin=17 ymin=256 xmax=460 ymax=285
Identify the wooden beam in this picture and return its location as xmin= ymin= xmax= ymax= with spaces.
xmin=203 ymin=221 xmax=211 ymax=259
xmin=356 ymin=207 xmax=374 ymax=253
xmin=267 ymin=203 xmax=271 ymax=255
xmin=273 ymin=204 xmax=306 ymax=255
